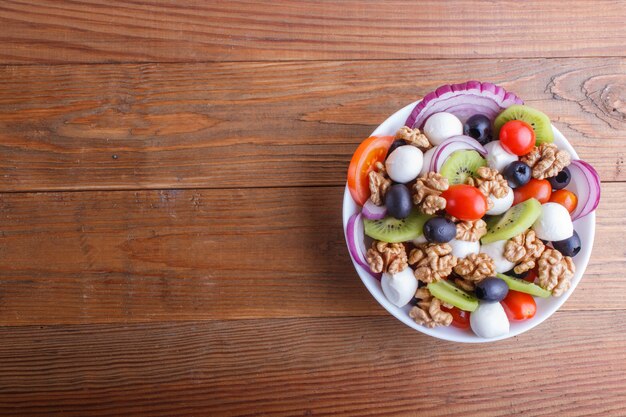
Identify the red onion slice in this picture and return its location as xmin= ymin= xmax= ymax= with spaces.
xmin=405 ymin=80 xmax=523 ymax=129
xmin=346 ymin=213 xmax=382 ymax=280
xmin=567 ymin=160 xmax=601 ymax=220
xmin=362 ymin=199 xmax=387 ymax=220
xmin=429 ymin=135 xmax=487 ymax=173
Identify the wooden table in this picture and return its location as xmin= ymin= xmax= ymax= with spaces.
xmin=0 ymin=1 xmax=625 ymax=416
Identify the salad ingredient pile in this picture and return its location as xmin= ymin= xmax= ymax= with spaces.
xmin=346 ymin=81 xmax=600 ymax=339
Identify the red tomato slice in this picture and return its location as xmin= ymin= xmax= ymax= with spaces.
xmin=501 ymin=290 xmax=536 ymax=320
xmin=441 ymin=305 xmax=470 ymax=329
xmin=347 ymin=136 xmax=395 ymax=206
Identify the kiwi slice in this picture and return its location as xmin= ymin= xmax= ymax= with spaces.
xmin=364 ymin=210 xmax=431 ymax=243
xmin=484 ymin=214 xmax=501 ymax=231
xmin=494 ymin=105 xmax=554 ymax=145
xmin=440 ymin=150 xmax=487 ymax=185
xmin=481 ymin=198 xmax=541 ymax=244
xmin=427 ymin=280 xmax=478 ymax=312
xmin=497 ymin=273 xmax=551 ymax=298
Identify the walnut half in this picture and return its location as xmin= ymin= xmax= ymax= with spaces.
xmin=408 ymin=243 xmax=457 ymax=283
xmin=455 ymin=219 xmax=487 ymax=242
xmin=409 ymin=288 xmax=453 ymax=328
xmin=537 ymin=248 xmax=575 ymax=297
xmin=365 ymin=240 xmax=408 ymax=275
xmin=412 ymin=172 xmax=449 ymax=215
xmin=454 ymin=253 xmax=495 ymax=283
xmin=368 ymin=162 xmax=391 ymax=206
xmin=521 ymin=143 xmax=571 ymax=180
xmin=504 ymin=229 xmax=545 ymax=274
xmin=395 ymin=126 xmax=432 ymax=151
xmin=466 ymin=166 xmax=510 ymax=199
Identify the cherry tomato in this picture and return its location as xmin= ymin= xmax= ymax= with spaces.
xmin=441 ymin=305 xmax=470 ymax=329
xmin=347 ymin=136 xmax=395 ymax=206
xmin=441 ymin=184 xmax=488 ymax=221
xmin=513 ymin=178 xmax=552 ymax=205
xmin=524 ymin=267 xmax=538 ymax=283
xmin=501 ymin=290 xmax=536 ymax=320
xmin=549 ymin=189 xmax=578 ymax=213
xmin=499 ymin=120 xmax=535 ymax=156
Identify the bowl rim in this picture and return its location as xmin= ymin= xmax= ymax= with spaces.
xmin=342 ymin=100 xmax=596 ymax=343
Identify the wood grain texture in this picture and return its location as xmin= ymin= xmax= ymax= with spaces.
xmin=1 ymin=0 xmax=626 ymax=64
xmin=0 ymin=312 xmax=625 ymax=416
xmin=0 ymin=58 xmax=625 ymax=192
xmin=1 ymin=3 xmax=625 ymax=415
xmin=0 ymin=183 xmax=622 ymax=325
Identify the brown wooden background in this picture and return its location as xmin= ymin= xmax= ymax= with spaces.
xmin=0 ymin=1 xmax=625 ymax=416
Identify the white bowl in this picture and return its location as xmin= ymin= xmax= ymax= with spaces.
xmin=342 ymin=101 xmax=596 ymax=343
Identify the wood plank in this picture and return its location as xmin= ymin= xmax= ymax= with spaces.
xmin=0 ymin=58 xmax=624 ymax=192
xmin=0 ymin=0 xmax=625 ymax=64
xmin=0 ymin=312 xmax=625 ymax=416
xmin=0 ymin=184 xmax=622 ymax=325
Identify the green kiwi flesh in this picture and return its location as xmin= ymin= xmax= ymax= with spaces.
xmin=427 ymin=280 xmax=478 ymax=312
xmin=481 ymin=198 xmax=542 ymax=244
xmin=497 ymin=273 xmax=551 ymax=298
xmin=364 ymin=210 xmax=431 ymax=243
xmin=440 ymin=150 xmax=487 ymax=185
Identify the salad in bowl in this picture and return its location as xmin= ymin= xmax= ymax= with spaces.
xmin=343 ymin=81 xmax=599 ymax=342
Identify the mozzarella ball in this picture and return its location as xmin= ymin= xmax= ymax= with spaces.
xmin=423 ymin=112 xmax=463 ymax=146
xmin=532 ymin=202 xmax=574 ymax=241
xmin=448 ymin=239 xmax=480 ymax=259
xmin=385 ymin=145 xmax=423 ymax=183
xmin=470 ymin=301 xmax=510 ymax=338
xmin=486 ymin=187 xmax=514 ymax=215
xmin=480 ymin=240 xmax=516 ymax=273
xmin=419 ymin=145 xmax=438 ymax=176
xmin=381 ymin=268 xmax=418 ymax=308
xmin=412 ymin=234 xmax=428 ymax=246
xmin=485 ymin=140 xmax=518 ymax=172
